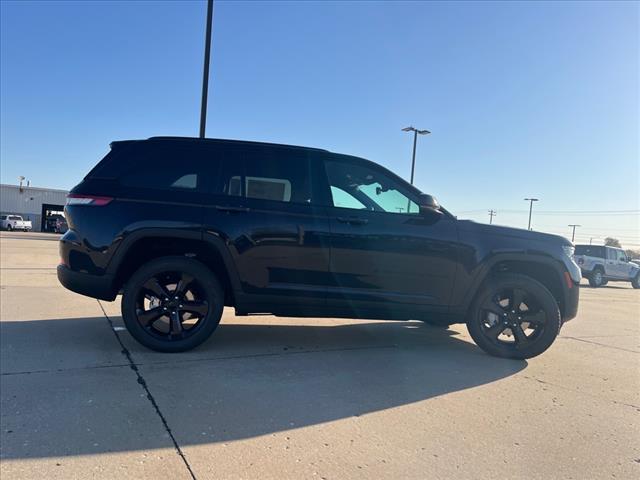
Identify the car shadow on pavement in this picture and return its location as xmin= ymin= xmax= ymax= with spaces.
xmin=0 ymin=317 xmax=527 ymax=460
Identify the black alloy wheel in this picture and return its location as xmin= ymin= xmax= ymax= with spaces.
xmin=122 ymin=257 xmax=224 ymax=352
xmin=135 ymin=272 xmax=209 ymax=341
xmin=467 ymin=274 xmax=562 ymax=359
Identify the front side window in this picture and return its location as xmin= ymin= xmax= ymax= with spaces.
xmin=616 ymin=250 xmax=627 ymax=262
xmin=324 ymin=159 xmax=419 ymax=214
xmin=606 ymin=248 xmax=617 ymax=261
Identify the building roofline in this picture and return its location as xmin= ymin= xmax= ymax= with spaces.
xmin=1 ymin=183 xmax=69 ymax=193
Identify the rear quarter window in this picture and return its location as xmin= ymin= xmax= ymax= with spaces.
xmin=575 ymin=245 xmax=604 ymax=258
xmin=117 ymin=142 xmax=218 ymax=192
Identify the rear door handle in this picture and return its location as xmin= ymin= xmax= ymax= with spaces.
xmin=216 ymin=205 xmax=250 ymax=213
xmin=336 ymin=216 xmax=369 ymax=225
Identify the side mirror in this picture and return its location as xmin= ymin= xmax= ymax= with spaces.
xmin=418 ymin=193 xmax=442 ymax=215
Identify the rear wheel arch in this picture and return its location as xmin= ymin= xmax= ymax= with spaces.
xmin=110 ymin=233 xmax=239 ymax=306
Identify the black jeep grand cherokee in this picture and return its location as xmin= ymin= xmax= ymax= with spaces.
xmin=58 ymin=137 xmax=580 ymax=359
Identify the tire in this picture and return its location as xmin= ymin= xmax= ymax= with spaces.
xmin=632 ymin=274 xmax=640 ymax=289
xmin=466 ymin=273 xmax=562 ymax=360
xmin=588 ymin=267 xmax=604 ymax=288
xmin=121 ymin=256 xmax=224 ymax=352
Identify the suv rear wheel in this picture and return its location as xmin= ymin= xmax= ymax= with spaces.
xmin=466 ymin=274 xmax=562 ymax=360
xmin=121 ymin=256 xmax=224 ymax=352
xmin=588 ymin=267 xmax=604 ymax=288
xmin=632 ymin=274 xmax=640 ymax=289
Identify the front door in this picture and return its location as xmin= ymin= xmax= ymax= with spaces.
xmin=316 ymin=154 xmax=459 ymax=319
xmin=202 ymin=144 xmax=331 ymax=312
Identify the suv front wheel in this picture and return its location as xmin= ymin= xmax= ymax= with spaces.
xmin=467 ymin=274 xmax=562 ymax=360
xmin=121 ymin=256 xmax=224 ymax=352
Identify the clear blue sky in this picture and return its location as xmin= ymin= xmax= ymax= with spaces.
xmin=1 ymin=1 xmax=638 ymax=246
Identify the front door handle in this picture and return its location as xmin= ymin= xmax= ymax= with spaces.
xmin=216 ymin=205 xmax=250 ymax=213
xmin=336 ymin=216 xmax=369 ymax=225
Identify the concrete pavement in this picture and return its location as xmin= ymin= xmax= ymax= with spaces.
xmin=1 ymin=231 xmax=638 ymax=479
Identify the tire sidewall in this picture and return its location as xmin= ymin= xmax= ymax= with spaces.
xmin=589 ymin=268 xmax=604 ymax=288
xmin=467 ymin=274 xmax=562 ymax=360
xmin=121 ymin=256 xmax=224 ymax=352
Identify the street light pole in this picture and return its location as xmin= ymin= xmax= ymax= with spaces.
xmin=524 ymin=198 xmax=539 ymax=230
xmin=199 ymin=0 xmax=214 ymax=138
xmin=568 ymin=224 xmax=581 ymax=243
xmin=402 ymin=126 xmax=431 ymax=185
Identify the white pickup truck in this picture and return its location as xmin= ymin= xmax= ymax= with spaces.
xmin=0 ymin=214 xmax=33 ymax=231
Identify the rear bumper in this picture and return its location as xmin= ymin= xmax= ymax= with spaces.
xmin=57 ymin=265 xmax=116 ymax=301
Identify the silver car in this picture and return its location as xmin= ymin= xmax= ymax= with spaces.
xmin=574 ymin=245 xmax=640 ymax=288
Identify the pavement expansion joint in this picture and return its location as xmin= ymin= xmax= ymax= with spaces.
xmin=97 ymin=300 xmax=197 ymax=480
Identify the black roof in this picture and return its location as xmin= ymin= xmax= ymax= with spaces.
xmin=111 ymin=136 xmax=329 ymax=153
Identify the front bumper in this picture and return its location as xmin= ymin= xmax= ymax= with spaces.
xmin=562 ymin=277 xmax=580 ymax=322
xmin=57 ymin=265 xmax=116 ymax=301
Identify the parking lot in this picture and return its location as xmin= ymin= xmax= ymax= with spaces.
xmin=0 ymin=230 xmax=638 ymax=479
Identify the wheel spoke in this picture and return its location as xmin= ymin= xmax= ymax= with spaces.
xmin=143 ymin=278 xmax=170 ymax=300
xmin=169 ymin=311 xmax=183 ymax=336
xmin=511 ymin=289 xmax=525 ymax=312
xmin=173 ymin=273 xmax=194 ymax=298
xmin=512 ymin=324 xmax=528 ymax=346
xmin=180 ymin=300 xmax=208 ymax=317
xmin=522 ymin=310 xmax=546 ymax=325
xmin=485 ymin=321 xmax=506 ymax=339
xmin=138 ymin=307 xmax=164 ymax=327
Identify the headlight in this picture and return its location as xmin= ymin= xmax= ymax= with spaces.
xmin=562 ymin=245 xmax=575 ymax=258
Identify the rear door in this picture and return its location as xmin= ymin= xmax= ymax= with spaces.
xmin=202 ymin=144 xmax=331 ymax=312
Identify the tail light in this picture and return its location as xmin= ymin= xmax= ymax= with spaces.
xmin=66 ymin=194 xmax=113 ymax=206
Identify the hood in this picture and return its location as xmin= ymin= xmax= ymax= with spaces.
xmin=457 ymin=220 xmax=572 ymax=246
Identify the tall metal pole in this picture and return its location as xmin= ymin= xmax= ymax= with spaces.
xmin=524 ymin=198 xmax=538 ymax=230
xmin=199 ymin=0 xmax=214 ymax=138
xmin=568 ymin=224 xmax=581 ymax=243
xmin=409 ymin=130 xmax=418 ymax=185
xmin=488 ymin=209 xmax=496 ymax=224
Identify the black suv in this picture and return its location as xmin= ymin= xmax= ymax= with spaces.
xmin=58 ymin=137 xmax=580 ymax=359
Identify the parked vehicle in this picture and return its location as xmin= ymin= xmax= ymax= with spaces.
xmin=1 ymin=214 xmax=32 ymax=231
xmin=58 ymin=137 xmax=581 ymax=359
xmin=574 ymin=245 xmax=640 ymax=288
xmin=55 ymin=216 xmax=68 ymax=234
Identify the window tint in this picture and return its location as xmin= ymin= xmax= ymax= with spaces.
xmin=221 ymin=148 xmax=312 ymax=204
xmin=324 ymin=159 xmax=419 ymax=214
xmin=606 ymin=248 xmax=617 ymax=260
xmin=119 ymin=143 xmax=210 ymax=191
xmin=616 ymin=250 xmax=627 ymax=262
xmin=9 ymin=216 xmax=22 ymax=220
xmin=575 ymin=245 xmax=604 ymax=257
xmin=330 ymin=186 xmax=367 ymax=209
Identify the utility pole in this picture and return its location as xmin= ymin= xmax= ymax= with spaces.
xmin=199 ymin=0 xmax=214 ymax=138
xmin=488 ymin=209 xmax=496 ymax=224
xmin=524 ymin=198 xmax=539 ymax=230
xmin=568 ymin=224 xmax=581 ymax=243
xmin=401 ymin=126 xmax=430 ymax=184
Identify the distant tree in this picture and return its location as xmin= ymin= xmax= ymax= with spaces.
xmin=604 ymin=237 xmax=622 ymax=248
xmin=625 ymin=249 xmax=640 ymax=261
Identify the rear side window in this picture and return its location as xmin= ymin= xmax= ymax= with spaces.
xmin=575 ymin=245 xmax=604 ymax=258
xmin=220 ymin=147 xmax=312 ymax=205
xmin=118 ymin=143 xmax=215 ymax=191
